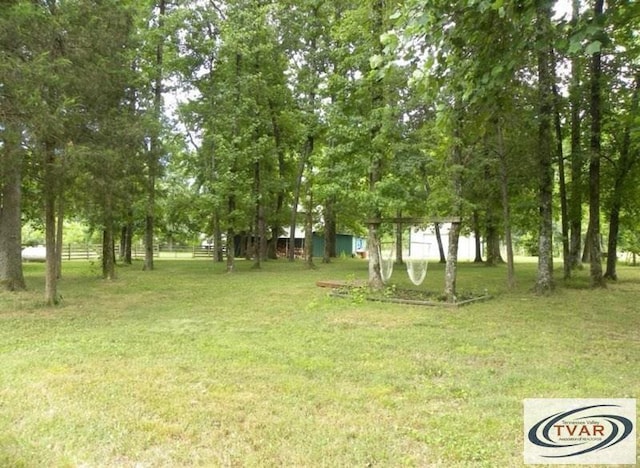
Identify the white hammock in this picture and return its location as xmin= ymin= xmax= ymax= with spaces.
xmin=406 ymin=258 xmax=428 ymax=286
xmin=379 ymin=245 xmax=395 ymax=283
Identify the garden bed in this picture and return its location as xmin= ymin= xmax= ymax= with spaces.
xmin=318 ymin=281 xmax=491 ymax=307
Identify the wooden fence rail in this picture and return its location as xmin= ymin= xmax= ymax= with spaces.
xmin=23 ymin=244 xmax=218 ymax=261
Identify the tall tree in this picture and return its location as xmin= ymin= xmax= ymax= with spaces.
xmin=568 ymin=0 xmax=584 ymax=271
xmin=366 ymin=0 xmax=388 ymax=289
xmin=604 ymin=74 xmax=639 ymax=280
xmin=278 ymin=0 xmax=328 ymax=262
xmin=586 ymin=0 xmax=606 ymax=288
xmin=602 ymin=0 xmax=640 ymax=280
xmin=177 ymin=0 xmax=297 ymax=270
xmin=69 ymin=0 xmax=142 ymax=279
xmin=0 ymin=125 xmax=26 ymax=291
xmin=551 ymin=50 xmax=571 ymax=280
xmin=496 ymin=119 xmax=515 ymax=288
xmin=390 ymin=0 xmax=544 ymax=294
xmin=533 ymin=1 xmax=555 ymax=294
xmin=0 ymin=0 xmax=30 ymax=291
xmin=142 ymin=0 xmax=167 ymax=271
xmin=444 ymin=113 xmax=464 ymax=302
xmin=34 ymin=0 xmax=72 ymax=305
xmin=325 ymin=0 xmax=404 ymax=288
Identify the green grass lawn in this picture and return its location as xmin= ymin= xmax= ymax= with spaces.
xmin=1 ymin=258 xmax=638 ymax=467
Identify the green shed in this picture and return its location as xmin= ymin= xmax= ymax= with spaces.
xmin=312 ymin=233 xmax=362 ymax=258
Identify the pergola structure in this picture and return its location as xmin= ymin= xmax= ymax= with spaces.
xmin=365 ymin=217 xmax=461 ymax=225
xmin=365 ymin=216 xmax=462 ymax=301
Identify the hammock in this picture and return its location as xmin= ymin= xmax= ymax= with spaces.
xmin=379 ymin=244 xmax=395 ymax=283
xmin=406 ymin=258 xmax=428 ymax=286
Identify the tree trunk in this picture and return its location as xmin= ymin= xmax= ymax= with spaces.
xmin=322 ymin=198 xmax=336 ymax=263
xmin=485 ymin=210 xmax=504 ymax=266
xmin=568 ymin=0 xmax=583 ymax=272
xmin=119 ymin=226 xmax=126 ymax=260
xmin=267 ymin=227 xmax=278 ymax=260
xmin=269 ymin=99 xmax=286 ymax=261
xmin=253 ymin=160 xmax=266 ymax=268
xmin=225 ymin=49 xmax=244 ymax=271
xmin=551 ymin=51 xmax=571 ymax=280
xmin=242 ymin=233 xmax=252 ymax=260
xmin=213 ymin=212 xmax=224 ymax=262
xmin=226 ymin=231 xmax=235 ymax=273
xmin=144 ymin=0 xmax=166 ymax=272
xmin=54 ymin=146 xmax=68 ymax=278
xmin=55 ymin=189 xmax=64 ymax=279
xmin=289 ymin=136 xmax=312 ymax=262
xmin=604 ymin=198 xmax=621 ymax=281
xmin=444 ymin=222 xmax=461 ymax=302
xmin=444 ymin=109 xmax=464 ymax=302
xmin=587 ymin=0 xmax=606 ymax=288
xmin=120 ymin=224 xmax=132 ymax=265
xmin=102 ymin=189 xmax=116 ymax=280
xmin=395 ymin=212 xmax=403 ymax=265
xmin=569 ymin=127 xmax=583 ymax=268
xmin=367 ymin=0 xmax=385 ymax=290
xmin=290 ymin=24 xmax=319 ymax=262
xmin=367 ymin=221 xmax=384 ymax=289
xmin=102 ymin=229 xmax=116 ymax=280
xmin=534 ymin=3 xmax=555 ymax=294
xmin=444 ymin=104 xmax=464 ymax=302
xmin=434 ymin=223 xmax=446 ymax=264
xmin=582 ymin=222 xmax=592 ymax=263
xmin=497 ymin=120 xmax=515 ymax=288
xmin=473 ymin=210 xmax=483 ymax=263
xmin=258 ymin=206 xmax=267 ymax=263
xmin=44 ymin=142 xmax=59 ymax=305
xmin=226 ymin=193 xmax=236 ymax=272
xmin=604 ymin=74 xmax=639 ymax=280
xmin=143 ymin=208 xmax=155 ymax=270
xmin=304 ymin=191 xmax=315 ymax=269
xmin=0 ymin=128 xmax=26 ymax=291
xmin=366 ymin=212 xmax=384 ymax=289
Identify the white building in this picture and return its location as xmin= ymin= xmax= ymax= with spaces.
xmin=408 ymin=224 xmax=477 ymax=261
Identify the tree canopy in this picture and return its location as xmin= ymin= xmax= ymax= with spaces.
xmin=1 ymin=0 xmax=638 ymax=301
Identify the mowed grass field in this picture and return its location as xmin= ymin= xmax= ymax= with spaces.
xmin=1 ymin=258 xmax=638 ymax=467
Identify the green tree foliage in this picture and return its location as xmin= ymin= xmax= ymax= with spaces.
xmin=175 ymin=0 xmax=299 ymax=271
xmin=386 ymin=0 xmax=549 ymax=295
xmin=0 ymin=1 xmax=31 ymax=291
xmin=386 ymin=0 xmax=638 ymax=293
xmin=3 ymin=0 xmax=639 ymax=303
xmin=68 ymin=0 xmax=144 ymax=280
xmin=2 ymin=0 xmax=145 ymax=297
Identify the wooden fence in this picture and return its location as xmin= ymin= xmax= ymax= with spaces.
xmin=23 ymin=244 xmax=223 ymax=261
xmin=61 ymin=244 xmax=100 ymax=260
